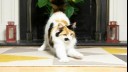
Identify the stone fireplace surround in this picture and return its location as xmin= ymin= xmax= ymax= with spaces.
xmin=16 ymin=0 xmax=126 ymax=46
xmin=20 ymin=0 xmax=109 ymax=45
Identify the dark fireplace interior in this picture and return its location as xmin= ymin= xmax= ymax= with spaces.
xmin=20 ymin=0 xmax=109 ymax=45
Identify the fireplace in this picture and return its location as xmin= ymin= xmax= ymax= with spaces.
xmin=20 ymin=0 xmax=109 ymax=45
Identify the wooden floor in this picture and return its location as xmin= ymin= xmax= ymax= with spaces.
xmin=0 ymin=67 xmax=127 ymax=72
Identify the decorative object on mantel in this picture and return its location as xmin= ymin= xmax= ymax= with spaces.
xmin=6 ymin=21 xmax=16 ymax=43
xmin=106 ymin=21 xmax=119 ymax=43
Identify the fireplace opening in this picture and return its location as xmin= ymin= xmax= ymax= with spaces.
xmin=20 ymin=0 xmax=109 ymax=45
xmin=70 ymin=0 xmax=96 ymax=42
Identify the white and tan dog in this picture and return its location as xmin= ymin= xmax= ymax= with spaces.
xmin=38 ymin=11 xmax=84 ymax=62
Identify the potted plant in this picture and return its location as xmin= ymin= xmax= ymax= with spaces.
xmin=37 ymin=0 xmax=84 ymax=18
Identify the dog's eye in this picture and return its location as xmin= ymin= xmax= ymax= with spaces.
xmin=71 ymin=33 xmax=73 ymax=36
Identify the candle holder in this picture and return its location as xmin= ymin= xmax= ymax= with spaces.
xmin=106 ymin=21 xmax=119 ymax=43
xmin=6 ymin=21 xmax=16 ymax=43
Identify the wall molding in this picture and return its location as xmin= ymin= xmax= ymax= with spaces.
xmin=0 ymin=0 xmax=2 ymax=25
xmin=109 ymin=0 xmax=127 ymax=41
xmin=0 ymin=0 xmax=19 ymax=40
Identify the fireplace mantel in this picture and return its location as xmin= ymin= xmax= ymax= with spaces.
xmin=20 ymin=0 xmax=109 ymax=43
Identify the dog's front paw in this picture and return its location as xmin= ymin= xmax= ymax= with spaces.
xmin=69 ymin=52 xmax=84 ymax=59
xmin=38 ymin=47 xmax=44 ymax=51
xmin=59 ymin=58 xmax=69 ymax=62
xmin=74 ymin=53 xmax=84 ymax=59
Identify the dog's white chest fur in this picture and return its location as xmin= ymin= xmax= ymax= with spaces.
xmin=38 ymin=11 xmax=84 ymax=62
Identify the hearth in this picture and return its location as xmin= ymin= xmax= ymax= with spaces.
xmin=20 ymin=0 xmax=109 ymax=45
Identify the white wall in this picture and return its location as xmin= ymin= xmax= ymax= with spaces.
xmin=0 ymin=0 xmax=127 ymax=41
xmin=109 ymin=0 xmax=127 ymax=41
xmin=0 ymin=0 xmax=19 ymax=41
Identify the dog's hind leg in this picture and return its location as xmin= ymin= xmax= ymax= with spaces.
xmin=38 ymin=41 xmax=47 ymax=51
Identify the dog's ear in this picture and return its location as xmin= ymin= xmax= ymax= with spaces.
xmin=56 ymin=24 xmax=64 ymax=37
xmin=72 ymin=22 xmax=76 ymax=29
xmin=58 ymin=23 xmax=64 ymax=30
xmin=67 ymin=22 xmax=77 ymax=30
